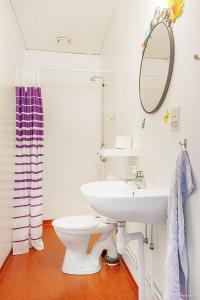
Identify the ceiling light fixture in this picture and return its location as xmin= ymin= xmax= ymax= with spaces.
xmin=56 ymin=37 xmax=72 ymax=45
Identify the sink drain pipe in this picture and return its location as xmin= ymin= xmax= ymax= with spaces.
xmin=116 ymin=223 xmax=145 ymax=300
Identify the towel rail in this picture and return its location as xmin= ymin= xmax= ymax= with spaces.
xmin=179 ymin=138 xmax=187 ymax=149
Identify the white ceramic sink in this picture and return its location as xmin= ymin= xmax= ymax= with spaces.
xmin=81 ymin=181 xmax=168 ymax=224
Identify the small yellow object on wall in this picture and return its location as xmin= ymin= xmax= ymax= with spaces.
xmin=164 ymin=110 xmax=170 ymax=124
xmin=168 ymin=0 xmax=184 ymax=23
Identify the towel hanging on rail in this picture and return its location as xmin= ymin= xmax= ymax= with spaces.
xmin=164 ymin=149 xmax=194 ymax=300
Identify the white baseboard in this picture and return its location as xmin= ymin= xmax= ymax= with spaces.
xmin=123 ymin=246 xmax=163 ymax=300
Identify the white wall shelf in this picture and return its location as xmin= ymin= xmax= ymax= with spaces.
xmin=99 ymin=148 xmax=138 ymax=158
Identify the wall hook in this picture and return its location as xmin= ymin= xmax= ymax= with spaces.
xmin=179 ymin=138 xmax=187 ymax=149
xmin=194 ymin=54 xmax=200 ymax=61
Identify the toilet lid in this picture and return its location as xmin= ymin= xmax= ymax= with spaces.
xmin=52 ymin=215 xmax=99 ymax=230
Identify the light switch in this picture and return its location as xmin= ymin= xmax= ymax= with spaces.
xmin=171 ymin=107 xmax=181 ymax=131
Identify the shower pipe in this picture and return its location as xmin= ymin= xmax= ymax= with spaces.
xmin=20 ymin=65 xmax=110 ymax=74
xmin=90 ymin=76 xmax=106 ymax=180
xmin=90 ymin=76 xmax=105 ymax=149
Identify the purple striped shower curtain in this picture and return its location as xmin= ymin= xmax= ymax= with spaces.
xmin=13 ymin=87 xmax=44 ymax=255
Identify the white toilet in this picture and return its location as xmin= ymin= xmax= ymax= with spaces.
xmin=52 ymin=215 xmax=118 ymax=275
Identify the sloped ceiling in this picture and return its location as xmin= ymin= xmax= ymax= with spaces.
xmin=10 ymin=0 xmax=118 ymax=55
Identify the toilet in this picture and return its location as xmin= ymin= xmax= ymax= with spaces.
xmin=52 ymin=215 xmax=118 ymax=275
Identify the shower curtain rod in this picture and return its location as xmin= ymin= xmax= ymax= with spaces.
xmin=20 ymin=65 xmax=110 ymax=74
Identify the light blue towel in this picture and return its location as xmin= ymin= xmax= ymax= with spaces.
xmin=164 ymin=149 xmax=194 ymax=300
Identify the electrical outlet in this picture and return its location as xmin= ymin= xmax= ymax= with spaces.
xmin=171 ymin=107 xmax=181 ymax=131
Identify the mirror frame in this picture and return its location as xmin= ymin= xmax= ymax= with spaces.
xmin=139 ymin=20 xmax=175 ymax=114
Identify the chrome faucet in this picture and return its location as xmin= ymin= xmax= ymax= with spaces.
xmin=136 ymin=171 xmax=146 ymax=189
xmin=122 ymin=170 xmax=146 ymax=189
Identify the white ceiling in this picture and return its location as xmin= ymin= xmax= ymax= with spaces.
xmin=10 ymin=0 xmax=118 ymax=55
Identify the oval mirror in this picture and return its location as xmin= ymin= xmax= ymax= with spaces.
xmin=139 ymin=22 xmax=174 ymax=113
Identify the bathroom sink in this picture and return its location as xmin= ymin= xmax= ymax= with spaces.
xmin=81 ymin=181 xmax=168 ymax=224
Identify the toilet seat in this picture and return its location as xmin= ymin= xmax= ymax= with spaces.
xmin=52 ymin=215 xmax=111 ymax=235
xmin=53 ymin=215 xmax=99 ymax=230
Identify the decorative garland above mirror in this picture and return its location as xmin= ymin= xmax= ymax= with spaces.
xmin=143 ymin=7 xmax=172 ymax=49
xmin=143 ymin=1 xmax=184 ymax=49
xmin=168 ymin=0 xmax=184 ymax=23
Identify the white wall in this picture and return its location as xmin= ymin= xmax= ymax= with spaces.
xmin=0 ymin=0 xmax=24 ymax=267
xmin=25 ymin=50 xmax=102 ymax=219
xmin=101 ymin=0 xmax=200 ymax=299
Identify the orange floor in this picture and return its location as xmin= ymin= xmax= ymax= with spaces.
xmin=0 ymin=225 xmax=138 ymax=300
